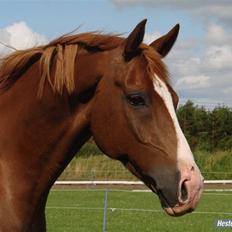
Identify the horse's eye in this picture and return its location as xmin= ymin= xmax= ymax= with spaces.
xmin=126 ymin=94 xmax=146 ymax=107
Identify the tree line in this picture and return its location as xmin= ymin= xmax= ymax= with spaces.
xmin=177 ymin=101 xmax=232 ymax=152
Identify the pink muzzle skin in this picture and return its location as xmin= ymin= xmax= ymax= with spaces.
xmin=164 ymin=164 xmax=204 ymax=216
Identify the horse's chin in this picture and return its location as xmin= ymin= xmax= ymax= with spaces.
xmin=127 ymin=165 xmax=200 ymax=217
xmin=161 ymin=201 xmax=195 ymax=217
xmin=163 ymin=206 xmax=194 ymax=217
xmin=145 ymin=180 xmax=193 ymax=217
xmin=143 ymin=173 xmax=203 ymax=217
xmin=156 ymin=191 xmax=184 ymax=217
xmin=156 ymin=187 xmax=200 ymax=217
xmin=147 ymin=185 xmax=178 ymax=216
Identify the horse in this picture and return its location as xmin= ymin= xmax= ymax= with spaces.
xmin=0 ymin=19 xmax=204 ymax=231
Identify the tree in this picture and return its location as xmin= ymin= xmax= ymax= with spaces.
xmin=177 ymin=101 xmax=232 ymax=151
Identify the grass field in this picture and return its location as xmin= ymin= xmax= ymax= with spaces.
xmin=59 ymin=144 xmax=232 ymax=181
xmin=46 ymin=189 xmax=232 ymax=232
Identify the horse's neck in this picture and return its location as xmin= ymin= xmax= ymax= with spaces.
xmin=0 ymin=59 xmax=94 ymax=198
xmin=0 ymin=49 xmax=109 ymax=229
xmin=32 ymin=51 xmax=109 ymax=188
xmin=0 ymin=49 xmax=110 ymax=188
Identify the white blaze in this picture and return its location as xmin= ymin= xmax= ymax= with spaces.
xmin=153 ymin=76 xmax=195 ymax=165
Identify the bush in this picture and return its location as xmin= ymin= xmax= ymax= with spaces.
xmin=177 ymin=101 xmax=232 ymax=152
xmin=77 ymin=142 xmax=103 ymax=157
xmin=194 ymin=150 xmax=232 ymax=179
xmin=218 ymin=136 xmax=232 ymax=151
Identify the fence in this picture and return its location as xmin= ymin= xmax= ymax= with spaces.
xmin=57 ymin=141 xmax=232 ymax=181
xmin=54 ymin=180 xmax=232 ymax=192
xmin=49 ymin=183 xmax=232 ymax=232
xmin=49 ymin=181 xmax=232 ymax=232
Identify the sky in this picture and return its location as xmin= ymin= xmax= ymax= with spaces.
xmin=0 ymin=0 xmax=231 ymax=108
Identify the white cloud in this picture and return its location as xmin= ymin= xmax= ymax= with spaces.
xmin=222 ymin=86 xmax=232 ymax=94
xmin=0 ymin=21 xmax=47 ymax=57
xmin=204 ymin=4 xmax=232 ymax=24
xmin=112 ymin=1 xmax=232 ymax=25
xmin=204 ymin=45 xmax=232 ymax=70
xmin=159 ymin=21 xmax=232 ymax=105
xmin=144 ymin=31 xmax=162 ymax=44
xmin=205 ymin=23 xmax=231 ymax=45
xmin=175 ymin=75 xmax=211 ymax=90
xmin=203 ymin=23 xmax=232 ymax=70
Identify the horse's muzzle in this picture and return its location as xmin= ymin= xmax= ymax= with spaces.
xmin=158 ymin=164 xmax=204 ymax=216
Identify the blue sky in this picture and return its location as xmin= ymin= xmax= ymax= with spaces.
xmin=0 ymin=0 xmax=202 ymax=40
xmin=0 ymin=0 xmax=231 ymax=107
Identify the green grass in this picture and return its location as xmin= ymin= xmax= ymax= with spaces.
xmin=195 ymin=150 xmax=232 ymax=179
xmin=46 ymin=189 xmax=232 ymax=232
xmin=59 ymin=147 xmax=232 ymax=180
xmin=60 ymin=154 xmax=136 ymax=181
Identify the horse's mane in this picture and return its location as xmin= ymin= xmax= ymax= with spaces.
xmin=0 ymin=32 xmax=168 ymax=96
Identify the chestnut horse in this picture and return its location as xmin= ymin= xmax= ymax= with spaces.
xmin=0 ymin=19 xmax=203 ymax=231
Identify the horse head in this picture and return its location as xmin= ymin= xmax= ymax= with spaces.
xmin=90 ymin=20 xmax=204 ymax=216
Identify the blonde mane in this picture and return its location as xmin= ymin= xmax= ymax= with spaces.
xmin=0 ymin=32 xmax=168 ymax=96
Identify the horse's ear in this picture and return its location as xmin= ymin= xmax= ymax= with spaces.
xmin=150 ymin=24 xmax=180 ymax=58
xmin=124 ymin=19 xmax=147 ymax=62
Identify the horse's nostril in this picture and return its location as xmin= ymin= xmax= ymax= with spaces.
xmin=180 ymin=181 xmax=188 ymax=202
